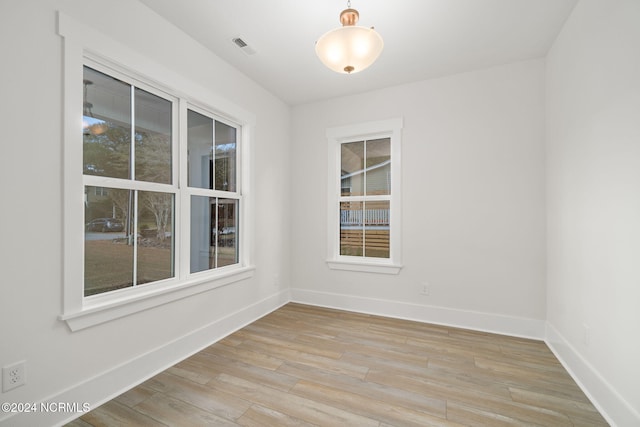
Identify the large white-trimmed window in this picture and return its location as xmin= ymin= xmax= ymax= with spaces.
xmin=82 ymin=63 xmax=178 ymax=297
xmin=326 ymin=118 xmax=403 ymax=274
xmin=59 ymin=13 xmax=254 ymax=330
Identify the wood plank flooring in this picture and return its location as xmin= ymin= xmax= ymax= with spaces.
xmin=66 ymin=303 xmax=608 ymax=426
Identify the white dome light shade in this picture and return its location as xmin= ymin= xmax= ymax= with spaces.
xmin=315 ymin=6 xmax=383 ymax=74
xmin=316 ymin=26 xmax=384 ymax=74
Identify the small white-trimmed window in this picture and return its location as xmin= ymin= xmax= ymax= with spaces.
xmin=58 ymin=12 xmax=255 ymax=330
xmin=326 ymin=118 xmax=403 ymax=274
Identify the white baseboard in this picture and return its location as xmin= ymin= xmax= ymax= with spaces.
xmin=545 ymin=323 xmax=640 ymax=427
xmin=1 ymin=289 xmax=290 ymax=427
xmin=290 ymin=288 xmax=546 ymax=340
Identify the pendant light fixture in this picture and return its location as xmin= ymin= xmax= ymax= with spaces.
xmin=315 ymin=0 xmax=384 ymax=74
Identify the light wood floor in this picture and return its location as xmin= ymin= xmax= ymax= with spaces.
xmin=67 ymin=303 xmax=608 ymax=426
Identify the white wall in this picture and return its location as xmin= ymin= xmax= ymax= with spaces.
xmin=0 ymin=1 xmax=290 ymax=425
xmin=545 ymin=0 xmax=640 ymax=424
xmin=291 ymin=59 xmax=547 ymax=337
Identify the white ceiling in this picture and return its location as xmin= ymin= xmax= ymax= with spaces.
xmin=138 ymin=0 xmax=577 ymax=106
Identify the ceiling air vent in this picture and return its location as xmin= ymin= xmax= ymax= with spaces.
xmin=232 ymin=37 xmax=256 ymax=55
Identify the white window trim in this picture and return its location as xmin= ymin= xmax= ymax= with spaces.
xmin=326 ymin=118 xmax=403 ymax=274
xmin=58 ymin=12 xmax=255 ymax=331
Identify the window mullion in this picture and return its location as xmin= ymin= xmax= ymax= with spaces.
xmin=130 ymin=85 xmax=136 ymax=180
xmin=83 ymin=176 xmax=178 ymax=193
xmin=188 ymin=187 xmax=240 ymax=199
xmin=340 ymin=195 xmax=390 ymax=202
xmin=214 ymin=198 xmax=219 ymax=269
xmin=362 ymin=140 xmax=367 ymax=256
xmin=131 ymin=85 xmax=137 ymax=288
xmin=361 ymin=200 xmax=366 ymax=256
xmin=132 ymin=190 xmax=138 ymax=287
xmin=211 ymin=120 xmax=216 ymax=191
xmin=179 ymin=99 xmax=189 ymax=281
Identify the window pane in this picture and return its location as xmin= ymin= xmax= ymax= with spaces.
xmin=137 ymin=191 xmax=174 ymax=284
xmin=365 ymin=138 xmax=391 ymax=196
xmin=215 ymin=121 xmax=237 ymax=192
xmin=187 ymin=112 xmax=237 ymax=192
xmin=187 ymin=110 xmax=213 ymax=189
xmin=84 ymin=187 xmax=133 ymax=296
xmin=364 ymin=200 xmax=390 ymax=258
xmin=340 ymin=201 xmax=364 ymax=256
xmin=190 ymin=196 xmax=239 ymax=273
xmin=216 ymin=199 xmax=238 ymax=267
xmin=135 ymin=88 xmax=172 ymax=184
xmin=190 ymin=195 xmax=214 ymax=273
xmin=341 ymin=141 xmax=364 ymax=196
xmin=83 ymin=67 xmax=131 ymax=179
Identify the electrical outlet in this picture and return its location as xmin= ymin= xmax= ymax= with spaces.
xmin=3 ymin=361 xmax=26 ymax=392
xmin=420 ymin=282 xmax=430 ymax=295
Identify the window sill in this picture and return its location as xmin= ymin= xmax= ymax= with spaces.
xmin=326 ymin=259 xmax=402 ymax=275
xmin=60 ymin=266 xmax=255 ymax=331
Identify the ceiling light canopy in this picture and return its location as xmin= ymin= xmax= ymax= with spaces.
xmin=315 ymin=1 xmax=383 ymax=74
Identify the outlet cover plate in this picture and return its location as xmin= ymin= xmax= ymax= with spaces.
xmin=2 ymin=361 xmax=26 ymax=392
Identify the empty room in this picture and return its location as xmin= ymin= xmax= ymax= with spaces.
xmin=0 ymin=0 xmax=638 ymax=426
